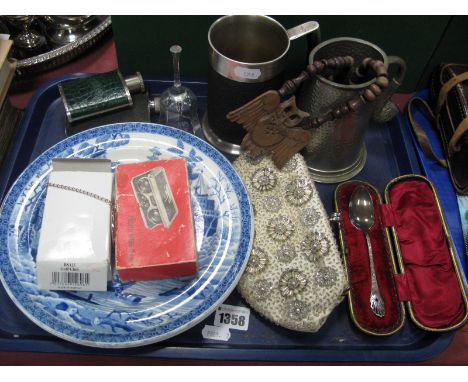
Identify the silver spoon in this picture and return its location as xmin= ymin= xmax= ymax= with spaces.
xmin=349 ymin=186 xmax=385 ymax=318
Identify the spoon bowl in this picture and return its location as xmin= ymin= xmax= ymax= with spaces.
xmin=349 ymin=186 xmax=374 ymax=233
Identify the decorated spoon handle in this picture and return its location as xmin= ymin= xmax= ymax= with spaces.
xmin=365 ymin=233 xmax=385 ymax=318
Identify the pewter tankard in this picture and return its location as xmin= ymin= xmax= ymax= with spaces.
xmin=297 ymin=37 xmax=406 ymax=183
xmin=203 ymin=15 xmax=320 ymax=155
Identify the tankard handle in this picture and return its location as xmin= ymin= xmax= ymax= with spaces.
xmin=287 ymin=21 xmax=320 ymax=40
xmin=387 ymin=56 xmax=406 ymax=86
xmin=372 ymin=55 xmax=407 ymax=123
xmin=287 ymin=21 xmax=321 ymax=58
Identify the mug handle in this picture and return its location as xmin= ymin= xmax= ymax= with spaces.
xmin=287 ymin=21 xmax=321 ymax=54
xmin=387 ymin=55 xmax=407 ymax=87
xmin=372 ymin=55 xmax=407 ymax=123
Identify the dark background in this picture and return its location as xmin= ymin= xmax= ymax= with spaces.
xmin=111 ymin=15 xmax=468 ymax=93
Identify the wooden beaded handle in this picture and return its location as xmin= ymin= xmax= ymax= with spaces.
xmin=277 ymin=56 xmax=389 ymax=129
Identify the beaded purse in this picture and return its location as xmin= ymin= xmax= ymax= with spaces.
xmin=233 ymin=153 xmax=348 ymax=332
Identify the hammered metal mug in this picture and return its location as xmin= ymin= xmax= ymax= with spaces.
xmin=202 ymin=15 xmax=320 ymax=155
xmin=297 ymin=37 xmax=406 ymax=183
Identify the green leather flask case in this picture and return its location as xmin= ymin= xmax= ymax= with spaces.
xmin=59 ymin=71 xmax=138 ymax=123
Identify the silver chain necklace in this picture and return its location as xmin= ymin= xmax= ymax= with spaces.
xmin=47 ymin=183 xmax=114 ymax=206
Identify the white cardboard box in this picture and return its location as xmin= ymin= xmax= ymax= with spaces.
xmin=36 ymin=158 xmax=113 ymax=291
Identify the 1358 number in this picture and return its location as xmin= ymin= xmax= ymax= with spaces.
xmin=218 ymin=312 xmax=246 ymax=327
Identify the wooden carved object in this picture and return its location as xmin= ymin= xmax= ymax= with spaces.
xmin=227 ymin=57 xmax=389 ymax=169
xmin=227 ymin=91 xmax=311 ymax=169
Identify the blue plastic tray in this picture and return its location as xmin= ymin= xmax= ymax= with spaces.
xmin=0 ymin=75 xmax=459 ymax=362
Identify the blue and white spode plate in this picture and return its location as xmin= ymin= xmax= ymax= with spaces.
xmin=0 ymin=122 xmax=253 ymax=348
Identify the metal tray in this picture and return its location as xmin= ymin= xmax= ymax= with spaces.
xmin=0 ymin=75 xmax=459 ymax=362
xmin=12 ymin=17 xmax=112 ymax=77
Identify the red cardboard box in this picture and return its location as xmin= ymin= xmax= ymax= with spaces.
xmin=115 ymin=158 xmax=197 ymax=281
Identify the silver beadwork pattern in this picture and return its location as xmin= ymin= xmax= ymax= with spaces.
xmin=233 ymin=151 xmax=348 ymax=333
xmin=267 ymin=215 xmax=294 ymax=242
xmin=281 ymin=156 xmax=298 ymax=172
xmin=313 ymin=266 xmax=338 ymax=288
xmin=279 ymin=269 xmax=308 ymax=298
xmin=276 ymin=244 xmax=297 ymax=263
xmin=286 ymin=300 xmax=310 ymax=321
xmin=285 ymin=178 xmax=314 ymax=206
xmin=311 ymin=304 xmax=326 ymax=317
xmin=244 ymin=151 xmax=265 ymax=166
xmin=251 ymin=279 xmax=274 ymax=301
xmin=300 ymin=207 xmax=320 ymax=227
xmin=246 ymin=247 xmax=269 ymax=274
xmin=262 ymin=195 xmax=282 ymax=212
xmin=299 ymin=232 xmax=330 ymax=263
xmin=250 ymin=167 xmax=277 ymax=192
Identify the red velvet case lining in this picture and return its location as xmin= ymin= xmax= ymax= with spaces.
xmin=388 ymin=179 xmax=466 ymax=329
xmin=337 ymin=182 xmax=403 ymax=334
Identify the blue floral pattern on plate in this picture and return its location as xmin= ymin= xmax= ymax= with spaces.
xmin=0 ymin=123 xmax=253 ymax=348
